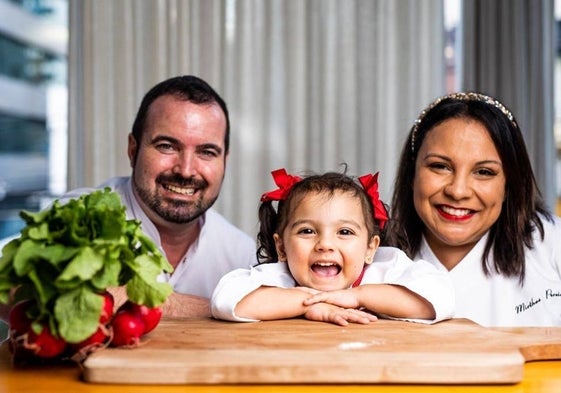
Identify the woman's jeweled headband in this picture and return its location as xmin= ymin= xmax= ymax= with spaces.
xmin=261 ymin=168 xmax=389 ymax=229
xmin=410 ymin=92 xmax=517 ymax=153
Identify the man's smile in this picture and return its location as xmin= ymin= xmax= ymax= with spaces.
xmin=163 ymin=183 xmax=196 ymax=196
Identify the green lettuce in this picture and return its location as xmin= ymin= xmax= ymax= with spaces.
xmin=0 ymin=188 xmax=173 ymax=343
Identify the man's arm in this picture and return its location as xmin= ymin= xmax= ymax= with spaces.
xmin=109 ymin=286 xmax=210 ymax=318
xmin=160 ymin=292 xmax=210 ymax=318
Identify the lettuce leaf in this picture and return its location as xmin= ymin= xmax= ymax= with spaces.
xmin=0 ymin=188 xmax=173 ymax=343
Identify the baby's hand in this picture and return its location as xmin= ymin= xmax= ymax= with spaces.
xmin=303 ymin=289 xmax=361 ymax=309
xmin=304 ymin=302 xmax=377 ymax=326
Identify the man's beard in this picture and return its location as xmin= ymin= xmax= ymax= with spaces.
xmin=134 ymin=173 xmax=218 ymax=224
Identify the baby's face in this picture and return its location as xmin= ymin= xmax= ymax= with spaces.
xmin=274 ymin=190 xmax=378 ymax=291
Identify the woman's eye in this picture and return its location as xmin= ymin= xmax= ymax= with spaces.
xmin=475 ymin=168 xmax=497 ymax=177
xmin=428 ymin=162 xmax=450 ymax=171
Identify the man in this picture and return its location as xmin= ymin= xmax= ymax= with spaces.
xmin=62 ymin=75 xmax=257 ymax=317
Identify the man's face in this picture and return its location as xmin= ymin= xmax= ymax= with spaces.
xmin=128 ymin=95 xmax=228 ymax=226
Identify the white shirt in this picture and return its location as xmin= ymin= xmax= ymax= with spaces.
xmin=61 ymin=177 xmax=257 ymax=298
xmin=211 ymin=246 xmax=455 ymax=324
xmin=417 ymin=215 xmax=561 ymax=327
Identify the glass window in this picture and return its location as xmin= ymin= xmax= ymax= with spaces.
xmin=0 ymin=0 xmax=67 ymax=239
xmin=444 ymin=0 xmax=461 ymax=93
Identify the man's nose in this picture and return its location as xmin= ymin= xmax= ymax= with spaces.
xmin=173 ymin=151 xmax=197 ymax=177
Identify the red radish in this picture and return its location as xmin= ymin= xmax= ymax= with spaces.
xmin=72 ymin=325 xmax=110 ymax=351
xmin=26 ymin=324 xmax=68 ymax=359
xmin=140 ymin=306 xmax=162 ymax=334
xmin=68 ymin=325 xmax=112 ymax=362
xmin=110 ymin=310 xmax=145 ymax=347
xmin=8 ymin=299 xmax=34 ymax=335
xmin=99 ymin=291 xmax=114 ymax=324
xmin=118 ymin=301 xmax=162 ymax=334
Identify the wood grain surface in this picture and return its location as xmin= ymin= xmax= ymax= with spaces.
xmin=82 ymin=318 xmax=561 ymax=385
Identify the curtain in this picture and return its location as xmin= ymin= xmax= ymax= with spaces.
xmin=67 ymin=0 xmax=445 ymax=236
xmin=461 ymin=0 xmax=557 ymax=211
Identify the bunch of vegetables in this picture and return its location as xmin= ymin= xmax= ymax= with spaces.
xmin=0 ymin=188 xmax=173 ymax=362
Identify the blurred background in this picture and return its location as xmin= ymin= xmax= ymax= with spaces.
xmin=0 ymin=0 xmax=560 ymax=240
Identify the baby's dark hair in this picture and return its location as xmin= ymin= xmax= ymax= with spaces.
xmin=256 ymin=171 xmax=384 ymax=264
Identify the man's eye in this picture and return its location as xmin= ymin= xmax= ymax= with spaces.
xmin=156 ymin=143 xmax=174 ymax=151
xmin=200 ymin=149 xmax=219 ymax=157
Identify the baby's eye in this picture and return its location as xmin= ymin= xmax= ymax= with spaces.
xmin=296 ymin=228 xmax=315 ymax=235
xmin=338 ymin=228 xmax=355 ymax=236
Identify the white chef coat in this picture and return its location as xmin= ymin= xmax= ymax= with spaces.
xmin=417 ymin=214 xmax=561 ymax=327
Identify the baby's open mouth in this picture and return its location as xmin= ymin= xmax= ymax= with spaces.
xmin=311 ymin=262 xmax=341 ymax=277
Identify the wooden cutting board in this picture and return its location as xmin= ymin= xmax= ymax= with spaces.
xmin=82 ymin=317 xmax=561 ymax=385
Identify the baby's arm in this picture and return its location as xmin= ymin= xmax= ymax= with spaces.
xmin=303 ymin=284 xmax=435 ymax=320
xmin=234 ymin=286 xmax=313 ymax=320
xmin=236 ymin=286 xmax=377 ymax=326
xmin=211 ymin=264 xmax=380 ymax=325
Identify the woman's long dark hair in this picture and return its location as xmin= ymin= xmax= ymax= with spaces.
xmin=385 ymin=93 xmax=551 ymax=285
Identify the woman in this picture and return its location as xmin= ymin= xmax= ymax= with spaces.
xmin=386 ymin=92 xmax=561 ymax=327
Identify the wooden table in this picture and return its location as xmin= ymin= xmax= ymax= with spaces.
xmin=1 ymin=318 xmax=561 ymax=393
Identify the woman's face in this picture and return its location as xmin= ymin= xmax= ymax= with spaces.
xmin=413 ymin=117 xmax=506 ymax=267
xmin=274 ymin=190 xmax=379 ymax=291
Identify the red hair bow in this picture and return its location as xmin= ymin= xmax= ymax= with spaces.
xmin=358 ymin=172 xmax=389 ymax=229
xmin=261 ymin=168 xmax=302 ymax=202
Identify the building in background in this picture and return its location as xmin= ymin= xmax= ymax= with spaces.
xmin=0 ymin=0 xmax=67 ymax=238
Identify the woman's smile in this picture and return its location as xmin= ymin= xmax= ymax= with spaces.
xmin=436 ymin=204 xmax=475 ymax=221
